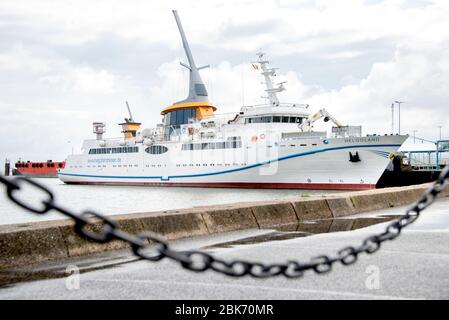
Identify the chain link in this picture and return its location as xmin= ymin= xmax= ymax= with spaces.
xmin=1 ymin=165 xmax=448 ymax=278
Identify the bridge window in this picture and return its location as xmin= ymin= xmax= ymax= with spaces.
xmin=164 ymin=108 xmax=195 ymax=127
xmin=245 ymin=116 xmax=303 ymax=124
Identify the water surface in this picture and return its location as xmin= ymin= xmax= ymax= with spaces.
xmin=0 ymin=178 xmax=340 ymax=225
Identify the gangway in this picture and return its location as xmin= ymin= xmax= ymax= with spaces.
xmin=401 ymin=136 xmax=449 ymax=170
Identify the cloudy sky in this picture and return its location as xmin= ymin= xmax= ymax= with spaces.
xmin=1 ymin=0 xmax=448 ymax=164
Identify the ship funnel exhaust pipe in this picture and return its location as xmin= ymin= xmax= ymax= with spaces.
xmin=93 ymin=122 xmax=106 ymax=140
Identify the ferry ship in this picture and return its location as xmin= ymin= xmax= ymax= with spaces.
xmin=58 ymin=10 xmax=407 ymax=190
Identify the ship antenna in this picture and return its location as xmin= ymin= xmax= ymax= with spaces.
xmin=172 ymin=10 xmax=210 ymax=104
xmin=254 ymin=51 xmax=285 ymax=107
xmin=125 ymin=101 xmax=134 ymax=122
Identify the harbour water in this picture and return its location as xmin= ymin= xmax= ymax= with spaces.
xmin=0 ymin=178 xmax=341 ymax=225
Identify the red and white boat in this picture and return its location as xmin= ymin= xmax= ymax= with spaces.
xmin=15 ymin=160 xmax=65 ymax=178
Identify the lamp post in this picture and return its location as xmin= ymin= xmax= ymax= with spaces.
xmin=438 ymin=125 xmax=442 ymax=141
xmin=394 ymin=100 xmax=404 ymax=134
xmin=68 ymin=141 xmax=74 ymax=155
xmin=412 ymin=130 xmax=417 ymax=143
xmin=391 ymin=103 xmax=394 ymax=134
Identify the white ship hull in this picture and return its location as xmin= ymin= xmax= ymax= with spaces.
xmin=59 ymin=135 xmax=406 ymax=190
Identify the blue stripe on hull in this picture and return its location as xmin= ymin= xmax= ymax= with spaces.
xmin=59 ymin=143 xmax=401 ymax=180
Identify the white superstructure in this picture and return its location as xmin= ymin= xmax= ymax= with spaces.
xmin=59 ymin=10 xmax=407 ymax=190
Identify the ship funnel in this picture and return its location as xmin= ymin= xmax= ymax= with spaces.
xmin=172 ymin=10 xmax=209 ymax=104
xmin=119 ymin=101 xmax=141 ymax=139
xmin=93 ymin=122 xmax=106 ymax=140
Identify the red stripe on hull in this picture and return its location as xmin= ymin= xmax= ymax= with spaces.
xmin=64 ymin=181 xmax=376 ymax=190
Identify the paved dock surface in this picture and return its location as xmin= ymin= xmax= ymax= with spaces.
xmin=1 ymin=198 xmax=448 ymax=299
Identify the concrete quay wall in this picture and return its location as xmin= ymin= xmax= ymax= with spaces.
xmin=1 ymin=183 xmax=447 ymax=269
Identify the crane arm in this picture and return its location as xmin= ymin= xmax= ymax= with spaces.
xmin=299 ymin=108 xmax=343 ymax=130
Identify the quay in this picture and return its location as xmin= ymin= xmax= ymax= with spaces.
xmin=0 ymin=191 xmax=448 ymax=299
xmin=0 ymin=182 xmax=448 ymax=272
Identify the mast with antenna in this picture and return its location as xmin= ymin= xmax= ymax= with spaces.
xmin=126 ymin=101 xmax=134 ymax=122
xmin=254 ymin=52 xmax=286 ymax=107
xmin=172 ymin=10 xmax=210 ymax=105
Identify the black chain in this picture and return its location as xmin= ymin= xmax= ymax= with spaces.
xmin=1 ymin=166 xmax=448 ymax=278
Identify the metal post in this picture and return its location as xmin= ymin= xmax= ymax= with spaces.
xmin=436 ymin=127 xmax=442 ymax=168
xmin=68 ymin=141 xmax=74 ymax=155
xmin=395 ymin=101 xmax=404 ymax=134
xmin=436 ymin=141 xmax=440 ymax=168
xmin=391 ymin=103 xmax=394 ymax=134
xmin=412 ymin=130 xmax=417 ymax=143
xmin=4 ymin=158 xmax=10 ymax=176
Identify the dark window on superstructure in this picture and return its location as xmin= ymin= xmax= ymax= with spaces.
xmin=182 ymin=139 xmax=242 ymax=151
xmin=164 ymin=108 xmax=196 ymax=128
xmin=89 ymin=146 xmax=138 ymax=154
xmin=175 ymin=109 xmax=184 ymax=124
xmin=245 ymin=116 xmax=302 ymax=124
xmin=145 ymin=145 xmax=168 ymax=154
xmin=215 ymin=142 xmax=226 ymax=149
xmin=262 ymin=116 xmax=272 ymax=123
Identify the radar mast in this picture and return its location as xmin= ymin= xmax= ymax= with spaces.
xmin=254 ymin=52 xmax=286 ymax=107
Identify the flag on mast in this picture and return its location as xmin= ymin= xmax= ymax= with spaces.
xmin=251 ymin=63 xmax=260 ymax=70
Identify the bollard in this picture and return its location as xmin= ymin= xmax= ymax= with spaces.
xmin=4 ymin=159 xmax=10 ymax=176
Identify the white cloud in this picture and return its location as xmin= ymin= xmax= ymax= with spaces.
xmin=1 ymin=0 xmax=449 ymax=166
xmin=65 ymin=67 xmax=116 ymax=94
xmin=1 ymin=0 xmax=447 ymax=55
xmin=304 ymin=37 xmax=449 ymax=138
xmin=0 ymin=44 xmax=52 ymax=73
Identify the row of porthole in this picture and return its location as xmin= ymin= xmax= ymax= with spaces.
xmin=69 ymin=164 xmax=139 ymax=168
xmin=71 ymin=163 xmax=248 ymax=169
xmin=17 ymin=163 xmax=64 ymax=168
xmin=112 ymin=164 xmax=139 ymax=168
xmin=306 ymin=179 xmax=346 ymax=183
xmin=176 ymin=163 xmax=247 ymax=167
